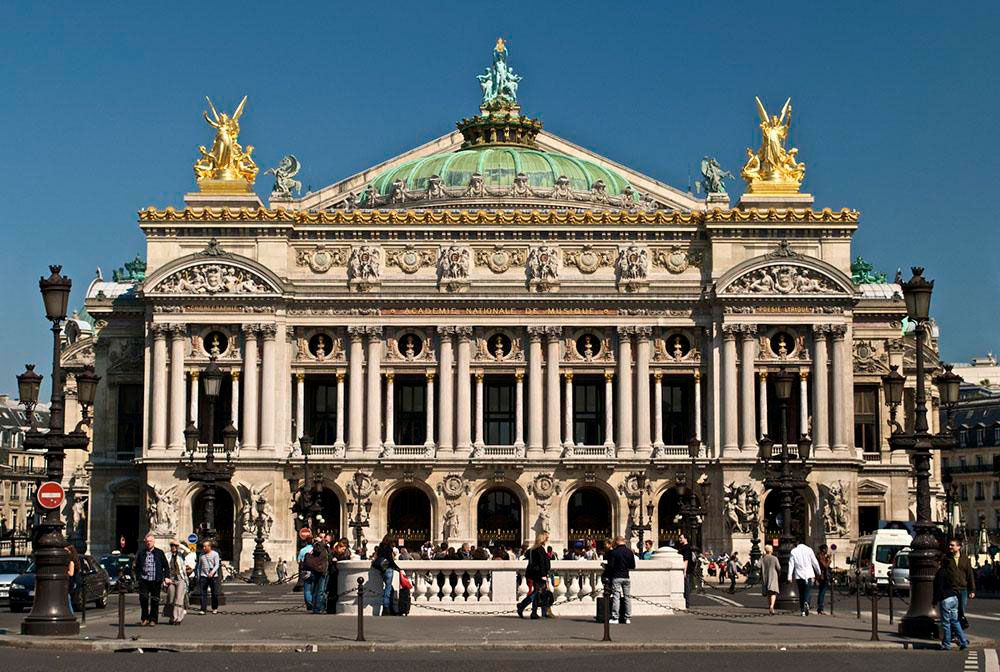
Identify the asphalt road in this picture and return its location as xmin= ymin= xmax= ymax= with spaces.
xmin=0 ymin=648 xmax=984 ymax=672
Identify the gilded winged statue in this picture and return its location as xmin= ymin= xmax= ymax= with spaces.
xmin=193 ymin=96 xmax=259 ymax=186
xmin=741 ymin=96 xmax=805 ymax=192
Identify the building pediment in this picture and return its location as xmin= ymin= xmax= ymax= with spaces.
xmin=143 ymin=241 xmax=284 ymax=297
xmin=716 ymin=242 xmax=855 ymax=298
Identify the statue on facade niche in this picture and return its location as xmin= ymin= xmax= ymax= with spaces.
xmin=822 ymin=481 xmax=850 ymax=536
xmin=697 ymin=156 xmax=734 ymax=195
xmin=442 ymin=503 xmax=460 ymax=545
xmin=264 ymin=154 xmax=302 ymax=198
xmin=194 ymin=96 xmax=259 ymax=186
xmin=476 ymin=38 xmax=522 ymax=105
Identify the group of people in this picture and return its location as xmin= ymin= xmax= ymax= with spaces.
xmin=296 ymin=531 xmax=354 ymax=614
xmin=130 ymin=533 xmax=222 ymax=626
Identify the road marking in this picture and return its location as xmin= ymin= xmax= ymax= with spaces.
xmin=703 ymin=593 xmax=743 ymax=607
xmin=967 ymin=613 xmax=1000 ymax=622
xmin=984 ymin=648 xmax=998 ymax=672
xmin=965 ymin=649 xmax=980 ymax=672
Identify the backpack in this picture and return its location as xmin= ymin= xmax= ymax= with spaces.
xmin=305 ymin=544 xmax=328 ymax=574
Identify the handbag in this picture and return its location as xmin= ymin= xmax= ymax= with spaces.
xmin=399 ymin=571 xmax=413 ymax=590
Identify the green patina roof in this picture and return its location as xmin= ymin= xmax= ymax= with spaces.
xmin=370 ymin=146 xmax=633 ymax=197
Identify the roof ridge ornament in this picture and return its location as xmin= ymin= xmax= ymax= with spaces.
xmin=458 ymin=39 xmax=542 ymax=148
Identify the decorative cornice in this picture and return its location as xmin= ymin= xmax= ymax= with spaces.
xmin=704 ymin=208 xmax=859 ymax=224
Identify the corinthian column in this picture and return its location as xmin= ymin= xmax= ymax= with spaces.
xmin=334 ymin=371 xmax=346 ymax=450
xmin=259 ymin=324 xmax=278 ymax=451
xmin=365 ymin=327 xmax=383 ymax=453
xmin=739 ymin=325 xmax=758 ymax=453
xmin=424 ymin=371 xmax=436 ymax=451
xmin=295 ymin=372 xmax=305 ymax=444
xmin=563 ymin=371 xmax=574 ymax=448
xmin=604 ymin=371 xmax=615 ymax=450
xmin=189 ymin=371 xmax=199 ymax=426
xmin=812 ymin=325 xmax=830 ymax=452
xmin=721 ymin=325 xmax=738 ymax=456
xmin=830 ymin=324 xmax=848 ymax=452
xmin=150 ymin=324 xmax=168 ymax=451
xmin=455 ymin=327 xmax=473 ymax=452
xmin=436 ymin=327 xmax=455 ymax=451
xmin=474 ymin=371 xmax=485 ymax=448
xmin=347 ymin=327 xmax=365 ymax=457
xmin=694 ymin=370 xmax=702 ymax=443
xmin=527 ymin=327 xmax=545 ymax=456
xmin=634 ymin=327 xmax=652 ymax=455
xmin=241 ymin=325 xmax=259 ymax=450
xmin=167 ymin=325 xmax=186 ymax=450
xmin=384 ymin=371 xmax=395 ymax=449
xmin=545 ymin=327 xmax=562 ymax=454
xmin=799 ymin=370 xmax=810 ymax=437
xmin=616 ymin=327 xmax=634 ymax=453
xmin=653 ymin=371 xmax=664 ymax=451
xmin=514 ymin=371 xmax=525 ymax=450
xmin=758 ymin=371 xmax=769 ymax=438
xmin=230 ymin=371 xmax=240 ymax=431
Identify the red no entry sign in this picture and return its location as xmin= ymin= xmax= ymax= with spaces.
xmin=36 ymin=481 xmax=65 ymax=510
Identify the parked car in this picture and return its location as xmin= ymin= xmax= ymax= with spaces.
xmin=0 ymin=557 xmax=31 ymax=603
xmin=890 ymin=547 xmax=911 ymax=594
xmin=98 ymin=553 xmax=135 ymax=592
xmin=8 ymin=554 xmax=110 ymax=613
xmin=848 ymin=528 xmax=912 ymax=594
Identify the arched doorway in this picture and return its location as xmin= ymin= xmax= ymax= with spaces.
xmin=192 ymin=487 xmax=236 ymax=561
xmin=477 ymin=488 xmax=522 ymax=549
xmin=315 ymin=488 xmax=341 ymax=539
xmin=763 ymin=489 xmax=808 ymax=545
xmin=657 ymin=488 xmax=684 ymax=545
xmin=567 ymin=487 xmax=612 ymax=543
xmin=386 ymin=487 xmax=431 ymax=551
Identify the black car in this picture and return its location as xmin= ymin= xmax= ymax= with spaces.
xmin=99 ymin=553 xmax=136 ymax=592
xmin=8 ymin=554 xmax=110 ymax=613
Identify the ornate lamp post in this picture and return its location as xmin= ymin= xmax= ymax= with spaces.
xmin=249 ymin=495 xmax=269 ymax=585
xmin=883 ymin=267 xmax=961 ymax=639
xmin=758 ymin=367 xmax=812 ymax=612
xmin=346 ymin=472 xmax=372 ymax=552
xmin=19 ymin=266 xmax=100 ymax=636
xmin=680 ymin=438 xmax=710 ymax=554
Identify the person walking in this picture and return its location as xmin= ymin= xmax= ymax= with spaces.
xmin=66 ymin=545 xmax=80 ymax=615
xmin=303 ymin=537 xmax=330 ymax=614
xmin=787 ymin=538 xmax=821 ymax=616
xmin=816 ymin=544 xmax=831 ymax=615
xmin=275 ymin=558 xmax=287 ymax=583
xmin=517 ymin=531 xmax=551 ymax=619
xmin=373 ymin=535 xmax=400 ymax=616
xmin=727 ymin=552 xmax=740 ymax=593
xmin=134 ymin=533 xmax=169 ymax=626
xmin=603 ymin=535 xmax=636 ymax=624
xmin=934 ymin=553 xmax=969 ymax=650
xmin=760 ymin=544 xmax=780 ymax=614
xmin=165 ymin=539 xmax=191 ymax=625
xmin=676 ymin=533 xmax=692 ymax=607
xmin=297 ymin=530 xmax=314 ymax=610
xmin=196 ymin=540 xmax=221 ymax=615
xmin=945 ymin=537 xmax=976 ymax=621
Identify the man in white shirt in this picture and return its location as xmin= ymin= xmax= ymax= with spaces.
xmin=787 ymin=539 xmax=822 ymax=616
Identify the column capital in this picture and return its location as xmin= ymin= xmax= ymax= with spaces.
xmin=474 ymin=371 xmax=483 ymax=381
xmin=564 ymin=370 xmax=573 ymax=381
xmin=812 ymin=323 xmax=832 ymax=335
xmin=241 ymin=323 xmax=261 ymax=337
xmin=336 ymin=371 xmax=346 ymax=382
xmin=543 ymin=326 xmax=562 ymax=340
xmin=800 ymin=370 xmax=809 ymax=381
xmin=168 ymin=323 xmax=188 ymax=338
xmin=616 ymin=325 xmax=634 ymax=337
xmin=738 ymin=323 xmax=758 ymax=339
xmin=634 ymin=326 xmax=653 ymax=339
xmin=455 ymin=326 xmax=473 ymax=341
xmin=384 ymin=370 xmax=395 ymax=381
xmin=347 ymin=325 xmax=366 ymax=341
xmin=514 ymin=370 xmax=525 ymax=382
xmin=758 ymin=370 xmax=767 ymax=381
xmin=231 ymin=370 xmax=240 ymax=381
xmin=436 ymin=326 xmax=457 ymax=336
xmin=527 ymin=326 xmax=546 ymax=342
xmin=721 ymin=324 xmax=740 ymax=340
xmin=190 ymin=370 xmax=200 ymax=380
xmin=364 ymin=325 xmax=383 ymax=338
xmin=693 ymin=370 xmax=702 ymax=382
xmin=830 ymin=324 xmax=848 ymax=339
xmin=426 ymin=370 xmax=436 ymax=381
xmin=260 ymin=323 xmax=278 ymax=340
xmin=604 ymin=371 xmax=614 ymax=382
xmin=653 ymin=370 xmax=662 ymax=382
xmin=295 ymin=372 xmax=305 ymax=382
xmin=151 ymin=323 xmax=171 ymax=339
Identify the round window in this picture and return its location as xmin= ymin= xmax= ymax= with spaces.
xmin=666 ymin=334 xmax=690 ymax=358
xmin=399 ymin=333 xmax=423 ymax=359
xmin=576 ymin=333 xmax=601 ymax=359
xmin=489 ymin=333 xmax=513 ymax=360
xmin=770 ymin=332 xmax=794 ymax=358
xmin=204 ymin=331 xmax=229 ymax=356
xmin=308 ymin=333 xmax=333 ymax=359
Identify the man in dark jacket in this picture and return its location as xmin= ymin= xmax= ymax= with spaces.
xmin=946 ymin=537 xmax=976 ymax=617
xmin=934 ymin=554 xmax=969 ymax=650
xmin=603 ymin=535 xmax=636 ymax=624
xmin=133 ymin=533 xmax=170 ymax=626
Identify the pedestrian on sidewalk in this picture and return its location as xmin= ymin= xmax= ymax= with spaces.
xmin=66 ymin=545 xmax=79 ymax=615
xmin=275 ymin=557 xmax=287 ymax=583
xmin=603 ymin=535 xmax=636 ymax=624
xmin=934 ymin=554 xmax=969 ymax=650
xmin=816 ymin=544 xmax=831 ymax=615
xmin=297 ymin=530 xmax=314 ymax=610
xmin=787 ymin=538 xmax=821 ymax=616
xmin=373 ymin=535 xmax=400 ymax=616
xmin=517 ymin=531 xmax=551 ymax=620
xmin=945 ymin=537 xmax=976 ymax=623
xmin=134 ymin=533 xmax=169 ymax=626
xmin=166 ymin=539 xmax=191 ymax=625
xmin=760 ymin=544 xmax=780 ymax=614
xmin=196 ymin=540 xmax=222 ymax=615
xmin=727 ymin=552 xmax=739 ymax=593
xmin=304 ymin=537 xmax=330 ymax=614
xmin=677 ymin=533 xmax=692 ymax=606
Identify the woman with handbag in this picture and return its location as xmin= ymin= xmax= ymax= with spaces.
xmin=166 ymin=539 xmax=191 ymax=625
xmin=373 ymin=535 xmax=400 ymax=616
xmin=516 ymin=531 xmax=551 ymax=619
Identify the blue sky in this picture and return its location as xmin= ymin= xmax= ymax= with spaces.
xmin=1 ymin=1 xmax=998 ymax=395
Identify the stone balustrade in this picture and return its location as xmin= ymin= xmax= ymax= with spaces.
xmin=335 ymin=546 xmax=685 ymax=616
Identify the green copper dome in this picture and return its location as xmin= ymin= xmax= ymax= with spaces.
xmin=370 ymin=146 xmax=633 ymax=197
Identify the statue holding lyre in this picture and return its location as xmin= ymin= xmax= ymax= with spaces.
xmin=193 ymin=95 xmax=259 ymax=191
xmin=741 ymin=96 xmax=805 ymax=193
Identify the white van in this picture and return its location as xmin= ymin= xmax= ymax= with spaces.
xmin=848 ymin=528 xmax=913 ymax=593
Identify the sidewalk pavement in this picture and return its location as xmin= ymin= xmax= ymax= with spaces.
xmin=0 ymin=588 xmax=993 ymax=652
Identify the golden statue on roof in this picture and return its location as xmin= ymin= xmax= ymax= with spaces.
xmin=741 ymin=96 xmax=805 ymax=193
xmin=495 ymin=37 xmax=506 ymax=52
xmin=193 ymin=96 xmax=259 ymax=192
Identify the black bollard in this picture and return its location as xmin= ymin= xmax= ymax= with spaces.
xmin=356 ymin=577 xmax=365 ymax=642
xmin=116 ymin=580 xmax=126 ymax=640
xmin=602 ymin=578 xmax=612 ymax=642
xmin=870 ymin=585 xmax=879 ymax=641
xmin=855 ymin=568 xmax=862 ymax=619
xmin=887 ymin=570 xmax=894 ymax=624
xmin=829 ymin=571 xmax=835 ymax=616
xmin=80 ymin=580 xmax=86 ymax=625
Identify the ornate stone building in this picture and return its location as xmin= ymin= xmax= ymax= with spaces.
xmin=83 ymin=42 xmax=939 ymax=566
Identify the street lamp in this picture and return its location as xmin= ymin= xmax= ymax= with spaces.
xmin=20 ymin=265 xmax=99 ymax=636
xmin=249 ymin=495 xmax=269 ymax=585
xmin=883 ymin=266 xmax=961 ymax=639
xmin=758 ymin=367 xmax=812 ymax=612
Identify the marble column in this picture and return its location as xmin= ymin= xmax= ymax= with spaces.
xmin=455 ymin=327 xmax=473 ymax=451
xmin=424 ymin=371 xmax=436 ymax=450
xmin=812 ymin=325 xmax=830 ymax=452
xmin=693 ymin=370 xmax=703 ymax=443
xmin=514 ymin=371 xmax=525 ymax=450
xmin=347 ymin=327 xmax=365 ymax=457
xmin=229 ymin=371 xmax=239 ymax=431
xmin=150 ymin=324 xmax=168 ymax=450
xmin=365 ymin=327 xmax=383 ymax=452
xmin=545 ymin=327 xmax=562 ymax=454
xmin=295 ymin=372 xmax=305 ymax=443
xmin=334 ymin=371 xmax=346 ymax=450
xmin=634 ymin=327 xmax=652 ymax=454
xmin=168 ymin=325 xmax=186 ymax=450
xmin=799 ymin=370 xmax=810 ymax=437
xmin=527 ymin=327 xmax=545 ymax=456
xmin=616 ymin=327 xmax=634 ymax=452
xmin=383 ymin=371 xmax=395 ymax=449
xmin=259 ymin=324 xmax=277 ymax=451
xmin=563 ymin=371 xmax=574 ymax=448
xmin=474 ymin=371 xmax=485 ymax=448
xmin=436 ymin=327 xmax=455 ymax=451
xmin=739 ymin=325 xmax=757 ymax=453
xmin=241 ymin=325 xmax=259 ymax=450
xmin=830 ymin=325 xmax=848 ymax=451
xmin=188 ymin=371 xmax=199 ymax=425
xmin=721 ymin=325 xmax=738 ymax=456
xmin=603 ymin=371 xmax=615 ymax=449
xmin=652 ymin=371 xmax=664 ymax=451
xmin=758 ymin=371 xmax=769 ymax=438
